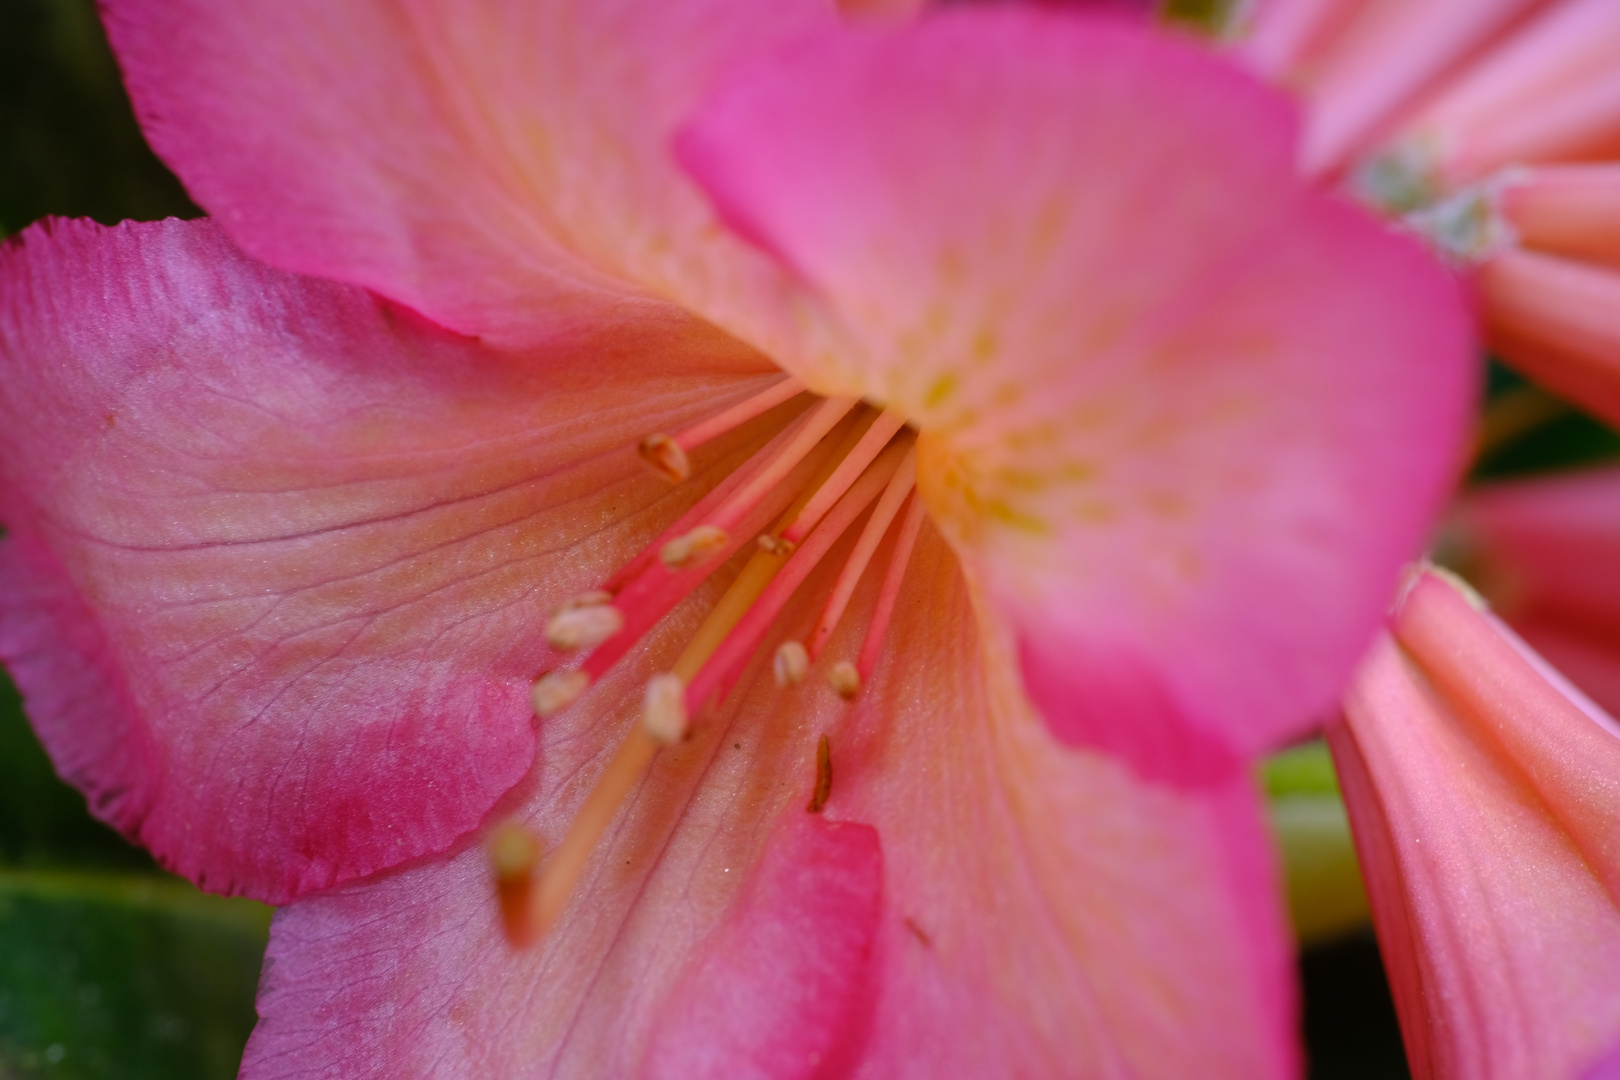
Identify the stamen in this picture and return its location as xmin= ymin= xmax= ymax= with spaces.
xmin=665 ymin=376 xmax=805 ymax=456
xmin=558 ymin=590 xmax=613 ymax=611
xmin=659 ymin=524 xmax=730 ymax=571
xmin=810 ymin=447 xmax=918 ymax=660
xmin=513 ymin=389 xmax=927 ymax=943
xmin=693 ymin=395 xmax=860 ymax=544
xmin=681 ymin=439 xmax=911 ymax=714
xmin=774 ymin=641 xmax=810 ymax=687
xmin=642 ymin=673 xmax=689 ymax=745
xmin=807 ymin=734 xmax=832 ymax=813
xmin=854 ymin=491 xmax=928 ymax=688
xmin=523 ymin=507 xmax=812 ymax=939
xmin=637 ymin=434 xmax=690 ymax=484
xmin=545 ymin=604 xmax=625 ymax=650
xmin=531 ymin=669 xmax=590 ymax=717
xmin=636 ymin=378 xmax=805 ymax=483
xmin=778 ymin=408 xmax=909 ymax=548
xmin=605 ymin=410 xmax=818 ymax=592
xmin=828 ymin=661 xmax=861 ymax=700
xmin=488 ymin=822 xmax=544 ymax=947
xmin=583 ymin=411 xmax=873 ymax=685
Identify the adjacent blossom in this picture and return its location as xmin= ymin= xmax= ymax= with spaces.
xmin=0 ymin=1 xmax=1473 ymax=1074
xmin=1236 ymin=0 xmax=1620 ymax=426
xmin=1331 ymin=569 xmax=1620 ymax=1080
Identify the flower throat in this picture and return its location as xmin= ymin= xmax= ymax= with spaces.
xmin=492 ymin=376 xmax=924 ymax=947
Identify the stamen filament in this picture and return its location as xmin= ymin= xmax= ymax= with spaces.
xmin=670 ymin=376 xmax=805 ymax=453
xmin=584 ymin=410 xmax=873 ymax=684
xmin=810 ymin=447 xmax=918 ymax=661
xmin=530 ymin=512 xmax=808 ymax=938
xmin=605 ymin=408 xmax=816 ymax=592
xmin=779 ymin=408 xmax=909 ymax=547
xmin=683 ymin=439 xmax=911 ymax=714
xmin=855 ymin=490 xmax=928 ymax=687
xmin=698 ymin=396 xmax=859 ymax=542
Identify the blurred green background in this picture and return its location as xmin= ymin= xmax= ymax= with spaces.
xmin=14 ymin=0 xmax=1611 ymax=1076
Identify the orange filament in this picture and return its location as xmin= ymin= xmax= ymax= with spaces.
xmin=504 ymin=387 xmax=933 ymax=945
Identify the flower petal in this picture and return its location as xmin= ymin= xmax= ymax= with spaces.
xmin=102 ymin=0 xmax=838 ymax=345
xmin=678 ymin=9 xmax=1475 ymax=784
xmin=1481 ymin=251 xmax=1620 ymax=429
xmin=242 ymin=529 xmax=1296 ymax=1077
xmin=1331 ymin=571 xmax=1620 ymax=1079
xmin=0 ymin=217 xmax=775 ymax=902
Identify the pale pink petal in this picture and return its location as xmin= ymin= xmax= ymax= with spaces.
xmin=103 ymin=0 xmax=837 ymax=347
xmin=242 ymin=529 xmax=1296 ymax=1078
xmin=1281 ymin=0 xmax=1546 ymax=176
xmin=1502 ymin=164 xmax=1620 ymax=267
xmin=1331 ymin=570 xmax=1620 ymax=1079
xmin=1395 ymin=0 xmax=1620 ymax=184
xmin=679 ymin=9 xmax=1474 ymax=783
xmin=0 ymin=217 xmax=776 ymax=902
xmin=1480 ymin=250 xmax=1620 ymax=428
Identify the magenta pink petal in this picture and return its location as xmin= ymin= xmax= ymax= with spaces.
xmin=640 ymin=815 xmax=882 ymax=1079
xmin=677 ymin=8 xmax=1475 ymax=784
xmin=0 ymin=217 xmax=776 ymax=901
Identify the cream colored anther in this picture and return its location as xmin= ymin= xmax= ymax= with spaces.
xmin=642 ymin=674 xmax=689 ymax=746
xmin=661 ymin=525 xmax=729 ymax=570
xmin=531 ymin=670 xmax=590 ymax=717
xmin=545 ymin=604 xmax=625 ymax=650
xmin=773 ymin=641 xmax=810 ymax=687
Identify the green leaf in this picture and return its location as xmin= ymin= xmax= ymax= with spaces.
xmin=0 ymin=871 xmax=269 ymax=1079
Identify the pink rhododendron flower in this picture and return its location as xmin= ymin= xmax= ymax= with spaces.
xmin=1237 ymin=0 xmax=1620 ymax=426
xmin=1331 ymin=568 xmax=1620 ymax=1080
xmin=0 ymin=2 xmax=1474 ymax=1074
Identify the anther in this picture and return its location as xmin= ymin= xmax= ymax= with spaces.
xmin=556 ymin=589 xmax=613 ymax=612
xmin=637 ymin=433 xmax=691 ymax=483
xmin=661 ymin=524 xmax=730 ymax=570
xmin=531 ymin=669 xmax=590 ymax=717
xmin=808 ymin=734 xmax=832 ymax=813
xmin=756 ymin=534 xmax=795 ymax=556
xmin=828 ymin=661 xmax=861 ymax=700
xmin=545 ymin=604 xmax=625 ymax=650
xmin=488 ymin=822 xmax=544 ymax=947
xmin=774 ymin=641 xmax=810 ymax=687
xmin=642 ymin=673 xmax=689 ymax=745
